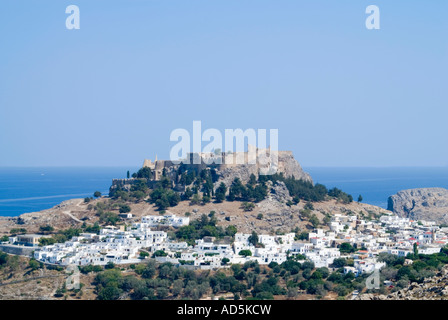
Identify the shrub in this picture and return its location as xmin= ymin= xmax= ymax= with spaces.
xmin=238 ymin=250 xmax=252 ymax=257
xmin=119 ymin=204 xmax=131 ymax=214
xmin=241 ymin=202 xmax=255 ymax=212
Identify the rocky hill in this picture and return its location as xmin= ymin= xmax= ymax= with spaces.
xmin=387 ymin=188 xmax=448 ymax=225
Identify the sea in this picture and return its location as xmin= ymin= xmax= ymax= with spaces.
xmin=306 ymin=167 xmax=448 ymax=209
xmin=0 ymin=167 xmax=138 ymax=217
xmin=0 ymin=166 xmax=447 ymax=217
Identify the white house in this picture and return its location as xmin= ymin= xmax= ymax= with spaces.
xmin=141 ymin=214 xmax=189 ymax=228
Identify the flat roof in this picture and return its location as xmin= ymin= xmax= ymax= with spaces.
xmin=17 ymin=234 xmax=46 ymax=238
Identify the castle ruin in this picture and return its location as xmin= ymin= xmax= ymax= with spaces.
xmin=142 ymin=145 xmax=312 ymax=185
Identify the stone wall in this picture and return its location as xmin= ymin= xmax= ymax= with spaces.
xmin=0 ymin=244 xmax=35 ymax=257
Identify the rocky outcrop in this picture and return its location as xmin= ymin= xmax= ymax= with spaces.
xmin=357 ymin=265 xmax=448 ymax=300
xmin=215 ymin=164 xmax=259 ymax=189
xmin=276 ymin=151 xmax=312 ymax=182
xmin=268 ymin=181 xmax=293 ymax=204
xmin=387 ymin=188 xmax=448 ymax=225
xmin=216 ymin=151 xmax=312 ymax=188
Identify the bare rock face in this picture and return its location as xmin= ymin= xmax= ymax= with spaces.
xmin=215 ymin=164 xmax=259 ymax=188
xmin=276 ymin=151 xmax=312 ymax=182
xmin=216 ymin=151 xmax=312 ymax=188
xmin=387 ymin=188 xmax=448 ymax=224
xmin=269 ymin=181 xmax=293 ymax=203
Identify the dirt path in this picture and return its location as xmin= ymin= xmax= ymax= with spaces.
xmin=62 ymin=199 xmax=92 ymax=225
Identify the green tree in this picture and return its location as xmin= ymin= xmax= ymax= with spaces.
xmin=202 ymin=195 xmax=211 ymax=204
xmin=339 ymin=243 xmax=356 ymax=254
xmin=413 ymin=242 xmax=418 ymax=257
xmin=158 ymin=176 xmax=172 ymax=189
xmin=215 ymin=183 xmax=227 ymax=203
xmin=190 ymin=193 xmax=201 ymax=205
xmin=248 ymin=174 xmax=257 ymax=186
xmin=255 ymin=291 xmax=274 ymax=300
xmin=225 ymin=225 xmax=238 ymax=237
xmin=241 ymin=202 xmax=255 ymax=212
xmin=28 ymin=259 xmax=41 ymax=270
xmin=97 ymin=285 xmax=122 ymax=300
xmin=182 ymin=187 xmax=193 ymax=200
xmin=172 ymin=279 xmax=184 ymax=297
xmin=304 ymin=202 xmax=314 ymax=210
xmin=0 ymin=252 xmax=9 ymax=266
xmin=309 ymin=214 xmax=320 ymax=228
xmin=253 ymin=184 xmax=268 ymax=202
xmin=94 ymin=191 xmax=102 ymax=198
xmin=331 ymin=258 xmax=348 ymax=268
xmin=357 ymin=195 xmax=363 ymax=203
xmin=227 ymin=189 xmax=236 ymax=201
xmin=99 ymin=212 xmax=119 ymax=225
xmin=54 ymin=285 xmax=66 ymax=298
xmin=136 ymin=167 xmax=153 ymax=180
xmin=296 ymin=232 xmax=309 ymax=241
xmin=153 ymin=250 xmax=168 ymax=258
xmin=131 ymin=190 xmax=146 ymax=201
xmin=139 ymin=251 xmax=150 ymax=258
xmin=119 ymin=204 xmax=131 ymax=213
xmin=39 ymin=225 xmax=54 ymax=234
xmin=239 ymin=250 xmax=252 ymax=257
xmin=248 ymin=231 xmax=259 ymax=246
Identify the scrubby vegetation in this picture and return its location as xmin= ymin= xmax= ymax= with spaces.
xmin=109 ymin=167 xmax=354 ymax=212
xmin=90 ymin=256 xmax=372 ymax=300
xmin=83 ymin=237 xmax=448 ymax=300
xmin=375 ymin=249 xmax=448 ymax=292
xmin=0 ymin=251 xmax=20 ymax=271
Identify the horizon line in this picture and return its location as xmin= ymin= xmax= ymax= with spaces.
xmin=0 ymin=165 xmax=447 ymax=169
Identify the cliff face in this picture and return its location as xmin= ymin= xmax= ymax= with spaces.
xmin=216 ymin=151 xmax=312 ymax=188
xmin=277 ymin=151 xmax=312 ymax=182
xmin=387 ymin=188 xmax=448 ymax=224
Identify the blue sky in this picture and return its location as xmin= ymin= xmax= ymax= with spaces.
xmin=0 ymin=0 xmax=447 ymax=167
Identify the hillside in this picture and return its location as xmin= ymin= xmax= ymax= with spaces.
xmin=0 ymin=185 xmax=390 ymax=237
